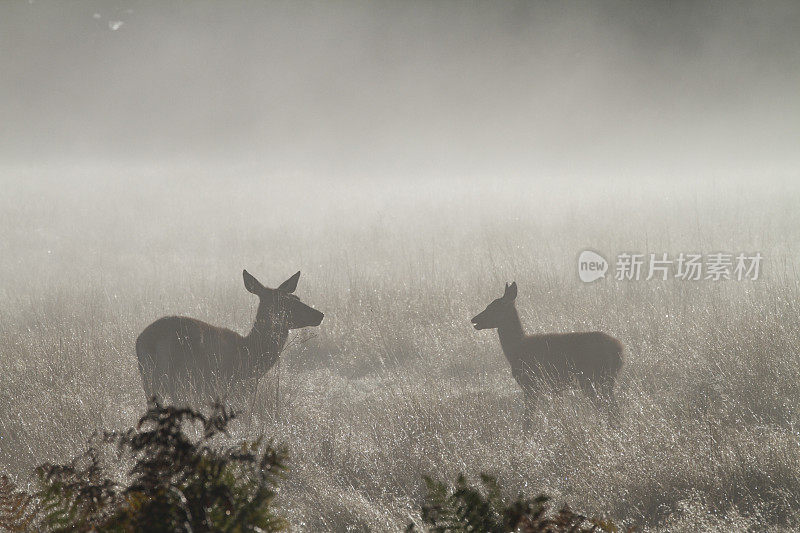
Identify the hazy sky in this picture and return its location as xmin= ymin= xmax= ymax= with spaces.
xmin=2 ymin=1 xmax=799 ymax=179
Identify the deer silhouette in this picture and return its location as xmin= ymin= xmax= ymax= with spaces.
xmin=136 ymin=270 xmax=323 ymax=401
xmin=472 ymin=282 xmax=623 ymax=414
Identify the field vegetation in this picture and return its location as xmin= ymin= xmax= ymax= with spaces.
xmin=1 ymin=169 xmax=799 ymax=531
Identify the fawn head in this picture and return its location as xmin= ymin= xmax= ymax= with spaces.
xmin=471 ymin=282 xmax=517 ymax=330
xmin=244 ymin=270 xmax=324 ymax=330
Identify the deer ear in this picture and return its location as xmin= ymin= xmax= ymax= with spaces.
xmin=504 ymin=281 xmax=517 ymax=301
xmin=243 ymin=270 xmax=265 ymax=295
xmin=277 ymin=271 xmax=301 ymax=293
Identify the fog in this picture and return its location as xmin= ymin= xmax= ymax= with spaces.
xmin=2 ymin=0 xmax=799 ymax=180
xmin=3 ymin=3 xmax=800 ymax=531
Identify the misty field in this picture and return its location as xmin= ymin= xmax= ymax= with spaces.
xmin=2 ymin=169 xmax=800 ymax=531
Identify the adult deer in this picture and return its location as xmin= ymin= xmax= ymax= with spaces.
xmin=471 ymin=282 xmax=623 ymax=414
xmin=136 ymin=270 xmax=323 ymax=401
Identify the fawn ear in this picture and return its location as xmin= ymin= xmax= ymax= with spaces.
xmin=277 ymin=271 xmax=301 ymax=293
xmin=243 ymin=270 xmax=265 ymax=295
xmin=504 ymin=281 xmax=518 ymax=301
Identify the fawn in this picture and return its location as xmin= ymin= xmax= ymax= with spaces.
xmin=472 ymin=282 xmax=623 ymax=413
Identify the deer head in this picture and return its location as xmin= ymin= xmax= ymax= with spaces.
xmin=471 ymin=282 xmax=517 ymax=330
xmin=243 ymin=270 xmax=324 ymax=331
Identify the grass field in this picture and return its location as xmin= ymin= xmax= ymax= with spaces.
xmin=2 ymin=168 xmax=800 ymax=531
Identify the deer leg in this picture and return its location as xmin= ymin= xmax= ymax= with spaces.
xmin=144 ymin=366 xmax=166 ymax=404
xmin=585 ymin=378 xmax=620 ymax=424
xmin=163 ymin=377 xmax=179 ymax=406
xmin=582 ymin=378 xmax=607 ymax=409
xmin=137 ymin=354 xmax=165 ymax=404
xmin=583 ymin=380 xmax=602 ymax=409
xmin=138 ymin=366 xmax=155 ymax=402
xmin=522 ymin=392 xmax=537 ymax=431
xmin=599 ymin=380 xmax=620 ymax=425
xmin=245 ymin=378 xmax=261 ymax=428
xmin=163 ymin=365 xmax=192 ymax=407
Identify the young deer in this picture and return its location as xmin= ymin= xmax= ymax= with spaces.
xmin=471 ymin=282 xmax=623 ymax=413
xmin=136 ymin=270 xmax=323 ymax=401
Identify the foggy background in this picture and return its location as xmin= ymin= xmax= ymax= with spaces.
xmin=3 ymin=2 xmax=800 ymax=530
xmin=2 ymin=0 xmax=799 ymax=180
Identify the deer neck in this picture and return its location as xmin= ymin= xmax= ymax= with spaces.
xmin=245 ymin=306 xmax=289 ymax=360
xmin=497 ymin=306 xmax=525 ymax=362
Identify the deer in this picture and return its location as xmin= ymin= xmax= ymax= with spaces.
xmin=136 ymin=270 xmax=323 ymax=402
xmin=471 ymin=281 xmax=623 ymax=415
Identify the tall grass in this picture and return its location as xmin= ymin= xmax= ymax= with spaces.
xmin=1 ymin=168 xmax=799 ymax=531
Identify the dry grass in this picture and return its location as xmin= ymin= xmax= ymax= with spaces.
xmin=1 ymin=168 xmax=799 ymax=531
